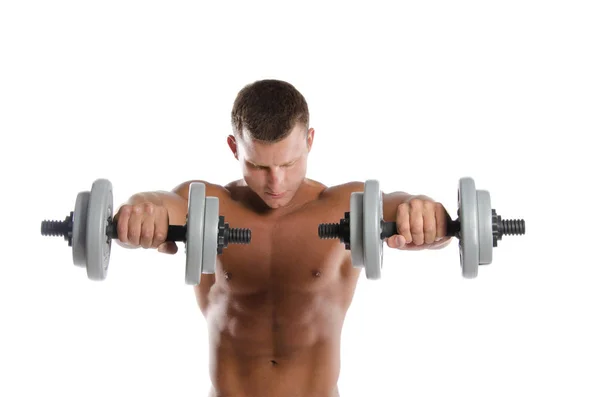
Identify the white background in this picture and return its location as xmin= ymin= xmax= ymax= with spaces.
xmin=1 ymin=1 xmax=599 ymax=396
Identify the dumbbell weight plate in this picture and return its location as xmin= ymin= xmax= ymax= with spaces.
xmin=350 ymin=192 xmax=365 ymax=269
xmin=477 ymin=190 xmax=493 ymax=266
xmin=72 ymin=191 xmax=90 ymax=267
xmin=363 ymin=179 xmax=383 ymax=280
xmin=201 ymin=197 xmax=220 ymax=275
xmin=185 ymin=182 xmax=206 ymax=285
xmin=458 ymin=177 xmax=479 ymax=278
xmin=86 ymin=179 xmax=113 ymax=281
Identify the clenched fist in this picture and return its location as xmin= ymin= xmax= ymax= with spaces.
xmin=386 ymin=195 xmax=452 ymax=250
xmin=114 ymin=202 xmax=178 ymax=254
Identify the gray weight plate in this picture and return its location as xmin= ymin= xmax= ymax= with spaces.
xmin=476 ymin=190 xmax=493 ymax=265
xmin=72 ymin=191 xmax=90 ymax=268
xmin=85 ymin=179 xmax=113 ymax=281
xmin=363 ymin=179 xmax=383 ymax=280
xmin=458 ymin=177 xmax=479 ymax=278
xmin=185 ymin=182 xmax=206 ymax=285
xmin=349 ymin=192 xmax=364 ymax=269
xmin=201 ymin=197 xmax=219 ymax=275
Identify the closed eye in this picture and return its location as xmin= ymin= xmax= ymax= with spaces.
xmin=247 ymin=161 xmax=266 ymax=170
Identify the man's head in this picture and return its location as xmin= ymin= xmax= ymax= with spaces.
xmin=228 ymin=79 xmax=314 ymax=208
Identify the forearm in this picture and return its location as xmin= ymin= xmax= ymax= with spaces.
xmin=126 ymin=191 xmax=170 ymax=207
xmin=124 ymin=190 xmax=188 ymax=225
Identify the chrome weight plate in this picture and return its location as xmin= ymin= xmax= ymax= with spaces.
xmin=201 ymin=197 xmax=220 ymax=276
xmin=458 ymin=177 xmax=479 ymax=278
xmin=350 ymin=192 xmax=365 ymax=269
xmin=72 ymin=191 xmax=90 ymax=268
xmin=476 ymin=190 xmax=493 ymax=266
xmin=185 ymin=182 xmax=206 ymax=285
xmin=85 ymin=179 xmax=113 ymax=281
xmin=363 ymin=179 xmax=383 ymax=280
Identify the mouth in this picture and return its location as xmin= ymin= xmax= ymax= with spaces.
xmin=266 ymin=191 xmax=285 ymax=198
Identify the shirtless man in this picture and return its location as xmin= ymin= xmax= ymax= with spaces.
xmin=114 ymin=79 xmax=453 ymax=397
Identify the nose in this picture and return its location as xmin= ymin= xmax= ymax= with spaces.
xmin=267 ymin=167 xmax=284 ymax=190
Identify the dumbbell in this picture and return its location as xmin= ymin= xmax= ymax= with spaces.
xmin=40 ymin=179 xmax=251 ymax=284
xmin=318 ymin=177 xmax=525 ymax=279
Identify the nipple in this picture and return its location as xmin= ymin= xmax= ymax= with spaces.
xmin=312 ymin=270 xmax=321 ymax=278
xmin=224 ymin=271 xmax=232 ymax=281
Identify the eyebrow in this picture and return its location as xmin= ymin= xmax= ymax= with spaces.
xmin=247 ymin=158 xmax=298 ymax=168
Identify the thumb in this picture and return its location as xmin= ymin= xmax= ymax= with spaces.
xmin=157 ymin=241 xmax=178 ymax=255
xmin=386 ymin=235 xmax=406 ymax=249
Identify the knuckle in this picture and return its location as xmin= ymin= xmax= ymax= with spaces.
xmin=411 ymin=215 xmax=423 ymax=227
xmin=409 ymin=198 xmax=422 ymax=209
xmin=411 ymin=227 xmax=423 ymax=236
xmin=117 ymin=224 xmax=128 ymax=241
xmin=397 ymin=203 xmax=407 ymax=214
xmin=116 ymin=213 xmax=127 ymax=225
xmin=154 ymin=231 xmax=166 ymax=242
xmin=399 ymin=222 xmax=411 ymax=234
xmin=128 ymin=228 xmax=140 ymax=240
xmin=424 ymin=223 xmax=436 ymax=234
xmin=143 ymin=202 xmax=154 ymax=214
xmin=160 ymin=210 xmax=169 ymax=224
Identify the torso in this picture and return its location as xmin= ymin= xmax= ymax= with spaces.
xmin=182 ymin=179 xmax=365 ymax=397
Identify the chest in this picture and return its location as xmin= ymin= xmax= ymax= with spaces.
xmin=216 ymin=211 xmax=349 ymax=293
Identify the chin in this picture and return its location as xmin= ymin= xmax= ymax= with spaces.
xmin=263 ymin=195 xmax=290 ymax=208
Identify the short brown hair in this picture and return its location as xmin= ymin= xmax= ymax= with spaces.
xmin=231 ymin=79 xmax=309 ymax=142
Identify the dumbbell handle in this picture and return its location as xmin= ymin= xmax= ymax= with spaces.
xmin=42 ymin=213 xmax=251 ymax=245
xmin=380 ymin=217 xmax=461 ymax=239
xmin=41 ymin=215 xmax=189 ymax=242
xmin=105 ymin=222 xmax=188 ymax=242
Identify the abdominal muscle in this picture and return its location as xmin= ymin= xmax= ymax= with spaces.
xmin=203 ymin=286 xmax=346 ymax=397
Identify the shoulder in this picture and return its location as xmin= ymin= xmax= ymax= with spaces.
xmin=293 ymin=180 xmax=366 ymax=220
xmin=314 ymin=180 xmax=365 ymax=208
xmin=170 ymin=179 xmax=235 ymax=201
xmin=318 ymin=180 xmax=365 ymax=200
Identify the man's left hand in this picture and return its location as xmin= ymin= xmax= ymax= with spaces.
xmin=386 ymin=195 xmax=453 ymax=250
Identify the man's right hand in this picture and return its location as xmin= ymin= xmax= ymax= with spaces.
xmin=114 ymin=203 xmax=178 ymax=254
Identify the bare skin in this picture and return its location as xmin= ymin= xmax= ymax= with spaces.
xmin=115 ymin=124 xmax=452 ymax=396
xmin=196 ymin=179 xmax=360 ymax=397
xmin=163 ymin=177 xmax=425 ymax=397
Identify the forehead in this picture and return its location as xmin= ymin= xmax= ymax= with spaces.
xmin=239 ymin=125 xmax=306 ymax=165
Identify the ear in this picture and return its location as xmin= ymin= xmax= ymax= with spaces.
xmin=227 ymin=135 xmax=238 ymax=159
xmin=306 ymin=128 xmax=315 ymax=152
